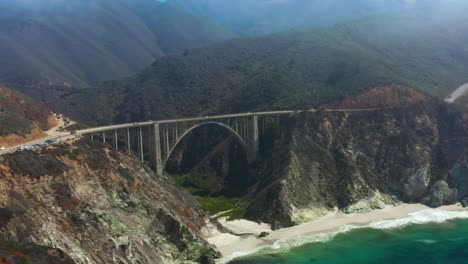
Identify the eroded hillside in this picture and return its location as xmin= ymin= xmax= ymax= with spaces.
xmin=0 ymin=86 xmax=56 ymax=147
xmin=0 ymin=139 xmax=219 ymax=263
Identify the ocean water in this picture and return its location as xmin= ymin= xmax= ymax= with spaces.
xmin=228 ymin=210 xmax=468 ymax=264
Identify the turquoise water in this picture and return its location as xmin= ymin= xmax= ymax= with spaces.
xmin=229 ymin=212 xmax=468 ymax=264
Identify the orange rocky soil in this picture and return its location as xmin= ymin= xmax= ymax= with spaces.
xmin=324 ymin=84 xmax=431 ymax=109
xmin=0 ymin=124 xmax=45 ymax=147
xmin=0 ymin=112 xmax=59 ymax=148
xmin=0 ymin=85 xmax=58 ymax=147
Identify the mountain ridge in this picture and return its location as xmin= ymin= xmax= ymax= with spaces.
xmin=0 ymin=0 xmax=234 ymax=91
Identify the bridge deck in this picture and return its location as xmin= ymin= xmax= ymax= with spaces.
xmin=76 ymin=107 xmax=392 ymax=135
xmin=76 ymin=110 xmax=299 ymax=135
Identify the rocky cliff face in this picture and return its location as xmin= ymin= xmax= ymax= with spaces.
xmin=0 ymin=139 xmax=218 ymax=263
xmin=0 ymin=241 xmax=74 ymax=263
xmin=245 ymin=88 xmax=467 ymax=229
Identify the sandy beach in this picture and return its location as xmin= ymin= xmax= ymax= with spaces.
xmin=202 ymin=203 xmax=466 ymax=263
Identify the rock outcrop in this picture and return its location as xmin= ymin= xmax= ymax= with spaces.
xmin=0 ymin=139 xmax=219 ymax=263
xmin=0 ymin=241 xmax=74 ymax=263
xmin=245 ymin=87 xmax=467 ymax=229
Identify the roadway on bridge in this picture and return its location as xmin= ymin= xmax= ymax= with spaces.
xmin=75 ymin=108 xmax=391 ymax=135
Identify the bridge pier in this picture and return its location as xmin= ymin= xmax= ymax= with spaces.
xmin=246 ymin=115 xmax=259 ymax=163
xmin=138 ymin=127 xmax=144 ymax=162
xmin=126 ymin=128 xmax=131 ymax=155
xmin=149 ymin=123 xmax=163 ymax=176
xmin=113 ymin=130 xmax=118 ymax=150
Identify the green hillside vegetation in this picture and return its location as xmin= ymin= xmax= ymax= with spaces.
xmin=49 ymin=13 xmax=468 ymax=125
xmin=174 ymin=174 xmax=249 ymax=219
xmin=0 ymin=0 xmax=233 ymax=91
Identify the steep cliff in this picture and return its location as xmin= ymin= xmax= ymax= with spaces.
xmin=0 ymin=139 xmax=219 ymax=263
xmin=245 ymin=87 xmax=467 ymax=229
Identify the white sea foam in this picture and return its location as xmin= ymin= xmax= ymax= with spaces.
xmin=219 ymin=209 xmax=468 ymax=264
xmin=219 ymin=229 xmax=356 ymax=263
xmin=416 ymin=239 xmax=437 ymax=244
xmin=217 ymin=233 xmax=338 ymax=264
xmin=368 ymin=210 xmax=468 ymax=230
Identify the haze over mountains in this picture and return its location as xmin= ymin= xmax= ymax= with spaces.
xmin=168 ymin=0 xmax=468 ymax=36
xmin=0 ymin=0 xmax=232 ymax=89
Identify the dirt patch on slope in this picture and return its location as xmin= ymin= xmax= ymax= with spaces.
xmin=0 ymin=124 xmax=46 ymax=147
xmin=324 ymin=84 xmax=431 ymax=109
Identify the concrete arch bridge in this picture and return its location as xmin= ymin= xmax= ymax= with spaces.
xmin=76 ymin=111 xmax=297 ymax=175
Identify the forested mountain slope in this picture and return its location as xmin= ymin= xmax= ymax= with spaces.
xmin=50 ymin=12 xmax=468 ymax=125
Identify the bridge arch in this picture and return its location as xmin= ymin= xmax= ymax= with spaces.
xmin=162 ymin=121 xmax=248 ymax=171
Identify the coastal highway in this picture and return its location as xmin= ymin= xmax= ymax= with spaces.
xmin=1 ymin=108 xmax=392 ymax=156
xmin=0 ymin=134 xmax=76 ymax=156
xmin=0 ymin=115 xmax=76 ymax=156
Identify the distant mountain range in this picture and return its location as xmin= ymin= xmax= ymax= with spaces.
xmin=167 ymin=0 xmax=466 ymax=36
xmin=0 ymin=0 xmax=233 ymax=90
xmin=47 ymin=12 xmax=468 ymax=125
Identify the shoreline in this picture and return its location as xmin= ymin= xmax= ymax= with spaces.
xmin=202 ymin=203 xmax=466 ymax=263
xmin=446 ymin=82 xmax=468 ymax=103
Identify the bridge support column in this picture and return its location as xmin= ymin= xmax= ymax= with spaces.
xmin=165 ymin=125 xmax=170 ymax=155
xmin=138 ymin=127 xmax=144 ymax=162
xmin=126 ymin=128 xmax=131 ymax=155
xmin=103 ymin=132 xmax=106 ymax=143
xmin=113 ymin=130 xmax=118 ymax=150
xmin=150 ymin=123 xmax=163 ymax=175
xmin=246 ymin=115 xmax=259 ymax=163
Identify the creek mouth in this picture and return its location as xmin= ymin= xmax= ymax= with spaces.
xmin=165 ymin=124 xmax=253 ymax=217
